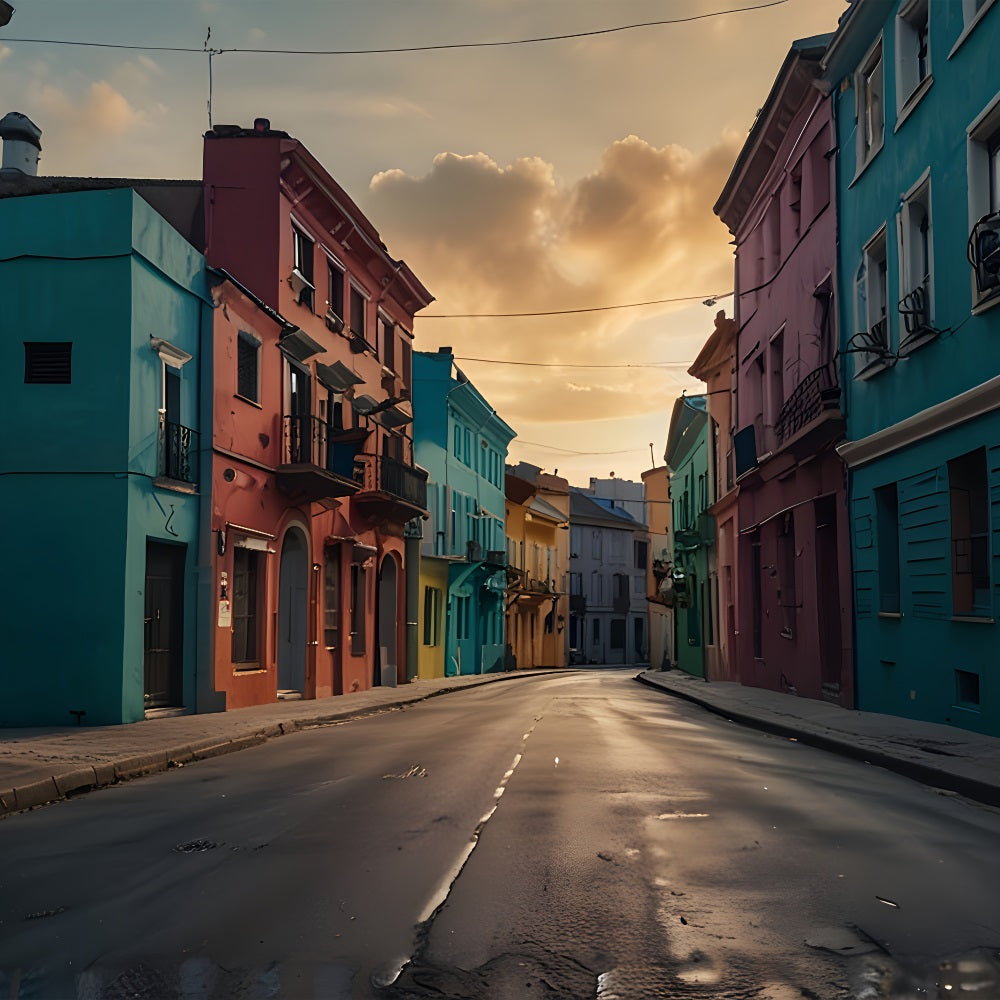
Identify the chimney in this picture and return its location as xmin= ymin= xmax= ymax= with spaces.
xmin=0 ymin=112 xmax=42 ymax=178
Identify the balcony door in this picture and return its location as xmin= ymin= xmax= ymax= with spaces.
xmin=375 ymin=555 xmax=399 ymax=687
xmin=288 ymin=362 xmax=311 ymax=465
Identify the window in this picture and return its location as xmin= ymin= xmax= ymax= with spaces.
xmin=378 ymin=313 xmax=396 ymax=371
xmin=610 ymin=619 xmax=625 ymax=650
xmin=949 ymin=448 xmax=991 ymax=616
xmin=592 ymin=617 xmax=600 ymax=644
xmin=777 ymin=513 xmax=796 ymax=636
xmin=955 ymin=669 xmax=981 ymax=708
xmin=898 ymin=176 xmax=934 ymax=347
xmin=232 ymin=547 xmax=260 ymax=666
xmin=634 ymin=540 xmax=648 ymax=570
xmin=349 ymin=284 xmax=367 ymax=344
xmin=609 ymin=532 xmax=625 ymax=563
xmin=292 ymin=225 xmax=315 ymax=310
xmin=875 ymin=483 xmax=901 ymax=615
xmin=855 ymin=37 xmax=885 ymax=171
xmin=24 ymin=341 xmax=71 ymax=383
xmin=963 ymin=0 xmax=991 ymax=27
xmin=967 ymin=97 xmax=1000 ymax=305
xmin=399 ymin=335 xmax=412 ymax=395
xmin=327 ymin=259 xmax=345 ymax=326
xmin=456 ymin=595 xmax=471 ymax=640
xmin=768 ymin=329 xmax=784 ymax=430
xmin=570 ymin=572 xmax=583 ymax=595
xmin=323 ymin=549 xmax=340 ymax=649
xmin=350 ymin=563 xmax=366 ymax=655
xmin=896 ymin=0 xmax=930 ymax=114
xmin=805 ymin=127 xmax=831 ymax=224
xmin=423 ymin=586 xmax=442 ymax=645
xmin=591 ymin=531 xmax=601 ymax=560
xmin=854 ymin=226 xmax=890 ymax=374
xmin=236 ymin=331 xmax=260 ymax=403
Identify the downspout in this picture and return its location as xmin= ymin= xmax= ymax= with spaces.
xmin=405 ymin=527 xmax=420 ymax=681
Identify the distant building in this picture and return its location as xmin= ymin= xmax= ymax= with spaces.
xmin=664 ymin=396 xmax=713 ymax=679
xmin=640 ymin=465 xmax=674 ymax=672
xmin=505 ymin=463 xmax=571 ymax=668
xmin=569 ymin=481 xmax=649 ymax=665
xmin=412 ymin=348 xmax=513 ymax=677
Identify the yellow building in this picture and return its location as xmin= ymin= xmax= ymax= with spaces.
xmin=504 ymin=464 xmax=570 ymax=668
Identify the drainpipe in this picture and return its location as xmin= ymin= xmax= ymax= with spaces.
xmin=405 ymin=526 xmax=420 ymax=681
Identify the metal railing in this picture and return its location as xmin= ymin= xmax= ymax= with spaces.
xmin=158 ymin=417 xmax=198 ymax=484
xmin=282 ymin=415 xmax=365 ymax=480
xmin=775 ymin=360 xmax=840 ymax=444
xmin=354 ymin=453 xmax=428 ymax=509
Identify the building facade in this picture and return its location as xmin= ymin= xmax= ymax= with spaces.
xmin=641 ymin=465 xmax=675 ymax=672
xmin=568 ymin=484 xmax=649 ymax=666
xmin=505 ymin=463 xmax=571 ymax=669
xmin=664 ymin=396 xmax=714 ymax=679
xmin=714 ymin=37 xmax=854 ymax=705
xmin=412 ymin=349 xmax=513 ymax=677
xmin=822 ymin=1 xmax=1000 ymax=734
xmin=0 ymin=184 xmax=211 ymax=724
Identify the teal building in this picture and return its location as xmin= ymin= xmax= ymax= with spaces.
xmin=0 ymin=185 xmax=211 ymax=725
xmin=665 ymin=395 xmax=714 ymax=679
xmin=411 ymin=349 xmax=515 ymax=677
xmin=822 ymin=2 xmax=1000 ymax=734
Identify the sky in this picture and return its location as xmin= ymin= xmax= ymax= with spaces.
xmin=0 ymin=0 xmax=848 ymax=485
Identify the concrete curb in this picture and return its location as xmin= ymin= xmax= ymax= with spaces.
xmin=634 ymin=672 xmax=1000 ymax=809
xmin=0 ymin=668 xmax=558 ymax=819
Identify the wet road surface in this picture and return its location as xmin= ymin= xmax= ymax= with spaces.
xmin=1 ymin=669 xmax=999 ymax=998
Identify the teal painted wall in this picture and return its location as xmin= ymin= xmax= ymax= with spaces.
xmin=831 ymin=4 xmax=1000 ymax=735
xmin=0 ymin=189 xmax=209 ymax=725
xmin=413 ymin=351 xmax=514 ymax=675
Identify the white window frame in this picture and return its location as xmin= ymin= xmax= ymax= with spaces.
xmin=896 ymin=171 xmax=935 ymax=353
xmin=895 ymin=0 xmax=931 ymax=123
xmin=854 ymin=35 xmax=885 ymax=176
xmin=290 ymin=220 xmax=315 ymax=308
xmin=853 ymin=225 xmax=891 ymax=378
xmin=967 ymin=92 xmax=1000 ymax=311
xmin=950 ymin=0 xmax=996 ymax=57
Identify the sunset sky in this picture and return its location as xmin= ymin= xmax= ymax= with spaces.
xmin=0 ymin=0 xmax=848 ymax=484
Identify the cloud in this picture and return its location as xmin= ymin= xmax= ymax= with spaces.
xmin=248 ymin=27 xmax=267 ymax=43
xmin=367 ymin=134 xmax=739 ymax=429
xmin=0 ymin=45 xmax=11 ymax=63
xmin=36 ymin=80 xmax=144 ymax=138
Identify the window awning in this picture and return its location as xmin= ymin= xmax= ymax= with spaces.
xmin=278 ymin=327 xmax=324 ymax=363
xmin=316 ymin=360 xmax=364 ymax=393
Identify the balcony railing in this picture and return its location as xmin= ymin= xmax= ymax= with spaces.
xmin=968 ymin=212 xmax=1000 ymax=298
xmin=775 ymin=360 xmax=840 ymax=444
xmin=354 ymin=453 xmax=428 ymax=515
xmin=158 ymin=417 xmax=198 ymax=484
xmin=277 ymin=415 xmax=365 ymax=501
xmin=898 ymin=283 xmax=940 ymax=350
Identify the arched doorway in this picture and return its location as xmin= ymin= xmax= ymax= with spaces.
xmin=277 ymin=527 xmax=308 ymax=695
xmin=376 ymin=555 xmax=398 ymax=688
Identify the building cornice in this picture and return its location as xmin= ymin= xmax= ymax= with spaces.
xmin=836 ymin=375 xmax=1000 ymax=469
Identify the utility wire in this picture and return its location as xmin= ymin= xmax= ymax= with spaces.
xmin=454 ymin=356 xmax=695 ymax=369
xmin=2 ymin=0 xmax=789 ymax=55
xmin=421 ymin=291 xmax=732 ymax=319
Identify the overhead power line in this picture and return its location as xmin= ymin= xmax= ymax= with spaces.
xmin=454 ymin=356 xmax=695 ymax=369
xmin=421 ymin=291 xmax=733 ymax=319
xmin=2 ymin=1 xmax=789 ymax=55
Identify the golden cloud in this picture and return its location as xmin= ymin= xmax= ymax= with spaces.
xmin=368 ymin=134 xmax=739 ymax=429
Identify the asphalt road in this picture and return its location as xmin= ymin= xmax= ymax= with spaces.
xmin=2 ymin=668 xmax=999 ymax=999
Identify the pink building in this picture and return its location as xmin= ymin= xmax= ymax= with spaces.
xmin=203 ymin=120 xmax=433 ymax=708
xmin=713 ymin=38 xmax=854 ymax=706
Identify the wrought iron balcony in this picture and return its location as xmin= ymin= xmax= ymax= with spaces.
xmin=276 ymin=414 xmax=364 ymax=502
xmin=158 ymin=417 xmax=198 ymax=485
xmin=353 ymin=453 xmax=428 ymax=522
xmin=898 ymin=284 xmax=940 ymax=351
xmin=968 ymin=212 xmax=1000 ymax=298
xmin=775 ymin=360 xmax=841 ymax=444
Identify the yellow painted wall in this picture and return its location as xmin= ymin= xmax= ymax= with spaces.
xmin=417 ymin=557 xmax=450 ymax=679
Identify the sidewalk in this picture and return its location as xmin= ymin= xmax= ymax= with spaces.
xmin=0 ymin=670 xmax=560 ymax=819
xmin=637 ymin=668 xmax=1000 ymax=808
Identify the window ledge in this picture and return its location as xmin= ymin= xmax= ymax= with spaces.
xmin=233 ymin=666 xmax=265 ymax=674
xmin=950 ymin=615 xmax=995 ymax=624
xmin=153 ymin=476 xmax=198 ymax=495
xmin=848 ymin=141 xmax=884 ymax=188
xmin=949 ymin=0 xmax=997 ymax=59
xmin=897 ymin=329 xmax=940 ymax=357
xmin=854 ymin=357 xmax=894 ymax=381
xmin=234 ymin=393 xmax=263 ymax=409
xmin=972 ymin=289 xmax=1000 ymax=316
xmin=878 ymin=611 xmax=903 ymax=619
xmin=894 ymin=75 xmax=933 ymax=131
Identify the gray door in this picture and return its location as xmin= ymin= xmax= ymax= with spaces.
xmin=278 ymin=529 xmax=308 ymax=693
xmin=144 ymin=541 xmax=185 ymax=709
xmin=376 ymin=556 xmax=398 ymax=688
